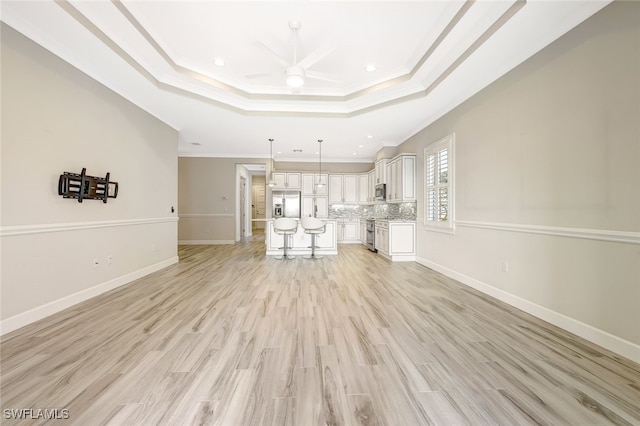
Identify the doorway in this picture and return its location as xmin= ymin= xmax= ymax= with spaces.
xmin=236 ymin=163 xmax=267 ymax=242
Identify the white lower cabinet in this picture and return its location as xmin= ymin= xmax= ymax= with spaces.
xmin=376 ymin=221 xmax=416 ymax=261
xmin=374 ymin=221 xmax=388 ymax=255
xmin=337 ymin=219 xmax=360 ymax=243
xmin=388 ymin=222 xmax=416 ymax=260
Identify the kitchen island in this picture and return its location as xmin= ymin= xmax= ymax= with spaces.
xmin=265 ymin=219 xmax=337 ymax=256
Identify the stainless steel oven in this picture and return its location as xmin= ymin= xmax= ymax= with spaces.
xmin=366 ymin=219 xmax=376 ymax=252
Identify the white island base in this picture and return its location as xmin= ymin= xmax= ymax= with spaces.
xmin=266 ymin=219 xmax=337 ymax=256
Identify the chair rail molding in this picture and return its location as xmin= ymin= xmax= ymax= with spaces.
xmin=0 ymin=216 xmax=178 ymax=237
xmin=454 ymin=220 xmax=640 ymax=245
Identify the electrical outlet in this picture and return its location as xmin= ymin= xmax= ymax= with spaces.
xmin=93 ymin=258 xmax=99 ymax=268
xmin=107 ymin=255 xmax=113 ymax=264
xmin=501 ymin=261 xmax=509 ymax=272
xmin=151 ymin=244 xmax=157 ymax=252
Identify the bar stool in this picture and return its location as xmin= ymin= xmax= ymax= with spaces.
xmin=273 ymin=217 xmax=298 ymax=260
xmin=301 ymin=216 xmax=326 ymax=259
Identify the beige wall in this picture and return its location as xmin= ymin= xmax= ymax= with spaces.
xmin=178 ymin=157 xmax=268 ymax=243
xmin=276 ymin=161 xmax=373 ymax=173
xmin=401 ymin=2 xmax=639 ymax=360
xmin=0 ymin=24 xmax=179 ymax=332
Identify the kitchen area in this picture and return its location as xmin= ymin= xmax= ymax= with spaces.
xmin=264 ymin=153 xmax=418 ymax=261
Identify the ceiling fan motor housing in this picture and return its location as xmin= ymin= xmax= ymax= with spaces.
xmin=286 ymin=66 xmax=305 ymax=87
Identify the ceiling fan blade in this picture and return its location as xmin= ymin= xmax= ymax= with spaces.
xmin=297 ymin=46 xmax=335 ymax=69
xmin=306 ymin=70 xmax=340 ymax=83
xmin=253 ymin=40 xmax=290 ymax=68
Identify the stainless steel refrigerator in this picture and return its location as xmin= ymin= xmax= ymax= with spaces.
xmin=272 ymin=190 xmax=301 ymax=218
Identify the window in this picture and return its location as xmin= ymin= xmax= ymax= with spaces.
xmin=424 ymin=134 xmax=454 ymax=231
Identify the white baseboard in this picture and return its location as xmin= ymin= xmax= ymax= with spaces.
xmin=0 ymin=256 xmax=179 ymax=336
xmin=415 ymin=256 xmax=640 ymax=364
xmin=178 ymin=240 xmax=235 ymax=245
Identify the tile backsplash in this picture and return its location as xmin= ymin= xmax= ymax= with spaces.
xmin=328 ymin=202 xmax=417 ymax=221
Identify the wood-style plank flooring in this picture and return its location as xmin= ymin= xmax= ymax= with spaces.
xmin=1 ymin=235 xmax=639 ymax=425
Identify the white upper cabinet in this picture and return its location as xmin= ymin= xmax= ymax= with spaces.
xmin=302 ymin=173 xmax=315 ymax=195
xmin=329 ymin=174 xmax=358 ymax=204
xmin=343 ymin=175 xmax=358 ymax=204
xmin=385 ymin=154 xmax=416 ymax=203
xmin=358 ymin=174 xmax=369 ymax=204
xmin=302 ymin=173 xmax=328 ymax=195
xmin=272 ymin=172 xmax=301 ymax=189
xmin=368 ymin=170 xmax=375 ymax=203
xmin=374 ymin=159 xmax=387 ymax=184
xmin=328 ymin=175 xmax=343 ymax=204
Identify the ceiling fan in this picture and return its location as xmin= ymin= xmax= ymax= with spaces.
xmin=246 ymin=20 xmax=339 ymax=91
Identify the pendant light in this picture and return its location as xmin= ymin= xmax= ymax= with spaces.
xmin=267 ymin=138 xmax=275 ymax=187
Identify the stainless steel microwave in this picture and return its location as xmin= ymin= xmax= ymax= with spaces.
xmin=374 ymin=183 xmax=386 ymax=201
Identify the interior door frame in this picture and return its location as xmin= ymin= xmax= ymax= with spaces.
xmin=235 ymin=163 xmax=267 ymax=242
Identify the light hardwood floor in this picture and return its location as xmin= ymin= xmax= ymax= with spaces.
xmin=1 ymin=237 xmax=639 ymax=425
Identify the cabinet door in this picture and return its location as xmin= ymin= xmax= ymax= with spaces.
xmin=315 ymin=174 xmax=328 ymax=195
xmin=301 ymin=196 xmax=315 ymax=217
xmin=343 ymin=175 xmax=358 ymax=204
xmin=393 ymin=159 xmax=401 ymax=201
xmin=401 ymin=156 xmax=416 ymax=201
xmin=272 ymin=172 xmax=287 ymax=189
xmin=358 ymin=174 xmax=368 ymax=204
xmin=381 ymin=229 xmax=389 ymax=254
xmin=375 ymin=159 xmax=387 ymax=184
xmin=286 ymin=172 xmax=301 ymax=189
xmin=385 ymin=161 xmax=393 ymax=201
xmin=301 ymin=174 xmax=315 ymax=195
xmin=389 ymin=223 xmax=416 ymax=255
xmin=328 ymin=175 xmax=344 ymax=204
xmin=315 ymin=196 xmax=328 ymax=218
xmin=368 ymin=170 xmax=375 ymax=203
xmin=387 ymin=159 xmax=400 ymax=202
xmin=374 ymin=225 xmax=389 ymax=254
xmin=343 ymin=221 xmax=359 ymax=241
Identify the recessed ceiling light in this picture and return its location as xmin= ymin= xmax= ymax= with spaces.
xmin=213 ymin=58 xmax=225 ymax=67
xmin=365 ymin=64 xmax=377 ymax=72
xmin=352 ymin=152 xmax=357 ymax=155
xmin=277 ymin=151 xmax=282 ymax=154
xmin=358 ymin=144 xmax=364 ymax=148
xmin=366 ymin=135 xmax=374 ymax=139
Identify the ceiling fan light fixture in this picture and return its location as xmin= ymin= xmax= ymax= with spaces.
xmin=286 ymin=66 xmax=305 ymax=88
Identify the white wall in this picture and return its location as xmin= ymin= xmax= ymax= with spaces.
xmin=0 ymin=24 xmax=179 ymax=333
xmin=400 ymin=1 xmax=640 ymax=362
